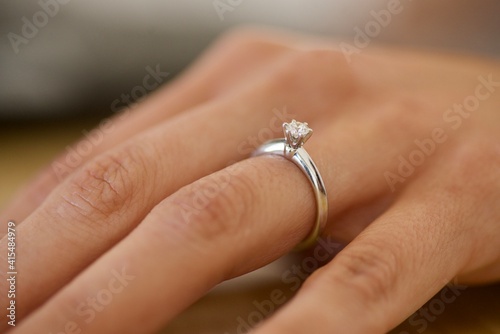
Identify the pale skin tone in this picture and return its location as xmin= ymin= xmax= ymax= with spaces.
xmin=1 ymin=27 xmax=500 ymax=333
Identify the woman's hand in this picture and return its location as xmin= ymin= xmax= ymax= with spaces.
xmin=1 ymin=27 xmax=500 ymax=333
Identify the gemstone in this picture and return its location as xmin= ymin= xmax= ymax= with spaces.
xmin=283 ymin=120 xmax=313 ymax=149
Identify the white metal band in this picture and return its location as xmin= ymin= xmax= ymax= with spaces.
xmin=252 ymin=138 xmax=328 ymax=250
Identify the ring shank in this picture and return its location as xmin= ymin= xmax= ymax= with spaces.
xmin=252 ymin=139 xmax=328 ymax=250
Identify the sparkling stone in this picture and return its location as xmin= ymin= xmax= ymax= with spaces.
xmin=289 ymin=120 xmax=310 ymax=138
xmin=283 ymin=119 xmax=313 ymax=149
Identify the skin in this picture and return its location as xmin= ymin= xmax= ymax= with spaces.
xmin=1 ymin=27 xmax=499 ymax=333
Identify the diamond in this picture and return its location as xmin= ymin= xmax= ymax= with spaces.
xmin=283 ymin=119 xmax=313 ymax=149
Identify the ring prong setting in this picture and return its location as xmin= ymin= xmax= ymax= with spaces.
xmin=283 ymin=119 xmax=313 ymax=150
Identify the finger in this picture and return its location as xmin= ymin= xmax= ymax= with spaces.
xmin=252 ymin=143 xmax=500 ymax=334
xmin=3 ymin=45 xmax=455 ymax=326
xmin=0 ymin=28 xmax=293 ymax=227
xmin=0 ymin=49 xmax=358 ymax=322
xmin=8 ymin=74 xmax=468 ymax=330
xmin=10 ymin=155 xmax=317 ymax=334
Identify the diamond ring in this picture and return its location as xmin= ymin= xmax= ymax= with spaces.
xmin=252 ymin=120 xmax=328 ymax=250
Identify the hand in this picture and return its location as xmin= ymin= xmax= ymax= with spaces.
xmin=1 ymin=27 xmax=500 ymax=333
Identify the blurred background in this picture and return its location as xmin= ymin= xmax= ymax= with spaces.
xmin=1 ymin=1 xmax=500 ymax=333
xmin=1 ymin=0 xmax=499 ymax=120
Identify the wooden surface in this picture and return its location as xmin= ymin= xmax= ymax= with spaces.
xmin=1 ymin=119 xmax=499 ymax=334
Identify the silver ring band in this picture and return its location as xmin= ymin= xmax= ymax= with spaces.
xmin=252 ymin=120 xmax=328 ymax=250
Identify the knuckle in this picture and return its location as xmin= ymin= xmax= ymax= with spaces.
xmin=451 ymin=138 xmax=498 ymax=169
xmin=382 ymin=95 xmax=430 ymax=117
xmin=168 ymin=165 xmax=259 ymax=243
xmin=443 ymin=138 xmax=500 ymax=195
xmin=306 ymin=239 xmax=400 ymax=305
xmin=215 ymin=26 xmax=278 ymax=51
xmin=269 ymin=49 xmax=359 ymax=117
xmin=374 ymin=95 xmax=431 ymax=131
xmin=59 ymin=145 xmax=148 ymax=225
xmin=202 ymin=27 xmax=292 ymax=98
